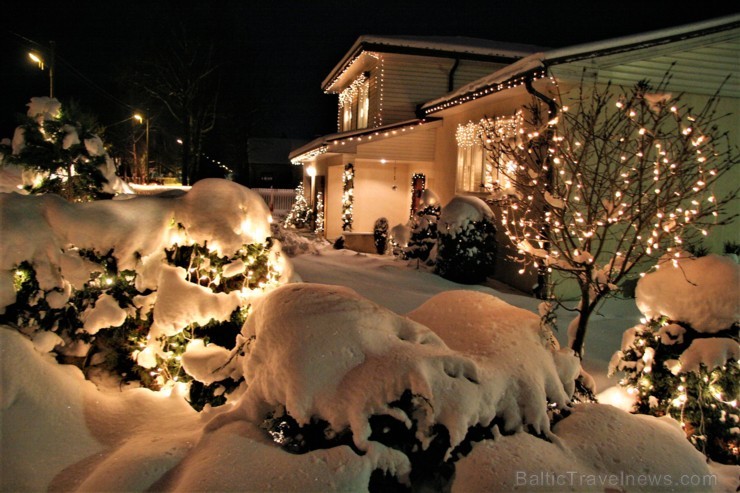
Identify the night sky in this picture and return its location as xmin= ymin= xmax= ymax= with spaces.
xmin=2 ymin=0 xmax=737 ymax=167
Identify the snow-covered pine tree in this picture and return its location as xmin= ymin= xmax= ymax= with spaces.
xmin=482 ymin=74 xmax=738 ymax=356
xmin=404 ymin=189 xmax=440 ymax=263
xmin=610 ymin=253 xmax=739 ymax=464
xmin=283 ymin=182 xmax=312 ymax=229
xmin=2 ymin=97 xmax=126 ymax=201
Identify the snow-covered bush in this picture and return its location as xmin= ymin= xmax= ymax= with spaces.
xmin=373 ymin=217 xmax=389 ymax=255
xmin=208 ymin=285 xmax=581 ymax=488
xmin=0 ymin=179 xmax=290 ymax=407
xmin=0 ymin=97 xmax=130 ymax=201
xmin=610 ymin=253 xmax=740 ymax=464
xmin=435 ymin=196 xmax=497 ymax=284
xmin=282 ymin=182 xmax=312 ymax=229
xmin=389 ymin=223 xmax=410 ymax=259
xmin=404 ymin=190 xmax=440 ymax=264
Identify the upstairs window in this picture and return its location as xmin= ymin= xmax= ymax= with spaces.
xmin=339 ymin=73 xmax=370 ymax=131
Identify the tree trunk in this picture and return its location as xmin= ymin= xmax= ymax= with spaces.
xmin=570 ymin=284 xmax=593 ymax=358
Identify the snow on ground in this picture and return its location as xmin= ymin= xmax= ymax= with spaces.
xmin=2 ymin=216 xmax=738 ymax=492
xmin=291 ymin=246 xmax=637 ymax=393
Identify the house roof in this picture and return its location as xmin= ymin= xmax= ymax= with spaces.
xmin=289 ymin=118 xmax=441 ymax=164
xmin=322 ymin=35 xmax=546 ymax=91
xmin=421 ymin=14 xmax=740 ymax=115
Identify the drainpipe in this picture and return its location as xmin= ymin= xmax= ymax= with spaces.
xmin=448 ymin=58 xmax=460 ymax=92
xmin=524 ymin=75 xmax=558 ymax=301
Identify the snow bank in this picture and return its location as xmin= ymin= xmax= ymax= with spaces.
xmin=455 ymin=404 xmax=714 ymax=492
xmin=408 ymin=290 xmax=576 ymax=428
xmin=213 ymin=286 xmax=575 ymax=466
xmin=636 ymin=254 xmax=739 ymax=333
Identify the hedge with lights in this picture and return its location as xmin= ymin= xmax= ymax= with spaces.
xmin=4 ymin=237 xmax=280 ymax=411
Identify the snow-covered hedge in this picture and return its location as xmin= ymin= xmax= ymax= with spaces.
xmin=0 ymin=179 xmax=290 ymax=402
xmin=610 ymin=253 xmax=740 ymax=463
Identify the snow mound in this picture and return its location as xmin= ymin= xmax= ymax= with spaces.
xmin=454 ymin=404 xmax=714 ymax=492
xmin=213 ymin=286 xmax=576 ymax=466
xmin=636 ymin=254 xmax=739 ymax=333
xmin=408 ymin=290 xmax=576 ymax=428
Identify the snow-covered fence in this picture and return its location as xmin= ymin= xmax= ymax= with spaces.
xmin=254 ymin=188 xmax=295 ymax=215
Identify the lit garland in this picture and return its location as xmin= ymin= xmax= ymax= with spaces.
xmin=423 ymin=69 xmax=546 ymax=115
xmin=314 ymin=191 xmax=325 ymax=235
xmin=290 ymin=145 xmax=327 ymax=165
xmin=338 ymin=73 xmax=368 ymax=108
xmin=342 ymin=163 xmax=354 ymax=231
xmin=410 ymin=173 xmax=426 ymax=218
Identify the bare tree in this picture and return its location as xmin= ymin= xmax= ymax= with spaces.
xmin=482 ymin=73 xmax=738 ymax=356
xmin=136 ymin=23 xmax=220 ymax=185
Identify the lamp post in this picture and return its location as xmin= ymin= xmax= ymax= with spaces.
xmin=134 ymin=113 xmax=149 ymax=183
xmin=28 ymin=41 xmax=54 ymax=98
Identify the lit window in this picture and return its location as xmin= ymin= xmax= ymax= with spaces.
xmin=339 ymin=73 xmax=369 ymax=131
xmin=455 ymin=116 xmax=520 ymax=193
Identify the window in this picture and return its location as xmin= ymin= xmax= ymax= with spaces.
xmin=455 ymin=115 xmax=521 ymax=193
xmin=455 ymin=122 xmax=486 ymax=193
xmin=339 ymin=73 xmax=370 ymax=131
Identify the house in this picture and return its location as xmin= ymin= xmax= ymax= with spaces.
xmin=289 ymin=35 xmax=545 ymax=240
xmin=291 ymin=15 xmax=739 ymax=294
xmin=244 ymin=138 xmax=305 ymax=189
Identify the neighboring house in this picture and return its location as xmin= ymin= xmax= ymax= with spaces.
xmin=291 ymin=16 xmax=739 ymax=294
xmin=246 ymin=138 xmax=305 ymax=189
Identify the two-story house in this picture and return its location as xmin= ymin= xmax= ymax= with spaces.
xmin=289 ymin=35 xmax=544 ymax=240
xmin=291 ymin=16 xmax=739 ymax=293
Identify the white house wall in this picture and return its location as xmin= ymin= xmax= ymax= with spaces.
xmin=380 ymin=53 xmax=508 ymax=125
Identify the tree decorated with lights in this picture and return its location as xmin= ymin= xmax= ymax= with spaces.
xmin=610 ymin=253 xmax=739 ymax=464
xmin=283 ymin=182 xmax=312 ymax=229
xmin=3 ymin=97 xmax=119 ymax=202
xmin=483 ymin=74 xmax=738 ymax=356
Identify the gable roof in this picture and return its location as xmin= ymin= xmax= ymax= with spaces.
xmin=421 ymin=14 xmax=740 ymax=115
xmin=322 ymin=35 xmax=546 ymax=91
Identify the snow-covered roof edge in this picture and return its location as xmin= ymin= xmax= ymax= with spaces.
xmin=289 ymin=118 xmax=440 ymax=164
xmin=321 ymin=35 xmax=545 ymax=91
xmin=421 ymin=14 xmax=740 ymax=115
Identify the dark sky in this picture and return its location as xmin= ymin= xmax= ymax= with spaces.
xmin=2 ymin=0 xmax=737 ymax=165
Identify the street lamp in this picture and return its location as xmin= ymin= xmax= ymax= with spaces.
xmin=27 ymin=41 xmax=54 ymax=98
xmin=134 ymin=113 xmax=149 ymax=183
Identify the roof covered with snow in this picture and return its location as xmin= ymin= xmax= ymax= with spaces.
xmin=322 ymin=35 xmax=546 ymax=90
xmin=289 ymin=118 xmax=441 ymax=164
xmin=422 ymin=13 xmax=740 ymax=114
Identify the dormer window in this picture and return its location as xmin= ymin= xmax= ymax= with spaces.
xmin=339 ymin=73 xmax=370 ymax=131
